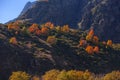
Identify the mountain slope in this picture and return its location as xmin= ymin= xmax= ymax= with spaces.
xmin=17 ymin=0 xmax=86 ymax=28
xmin=15 ymin=0 xmax=120 ymax=42
xmin=0 ymin=22 xmax=120 ymax=80
xmin=79 ymin=0 xmax=120 ymax=42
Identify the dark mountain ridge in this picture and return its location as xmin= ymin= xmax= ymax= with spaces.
xmin=14 ymin=0 xmax=120 ymax=42
xmin=17 ymin=0 xmax=86 ymax=28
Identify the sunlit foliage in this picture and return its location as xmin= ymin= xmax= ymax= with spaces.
xmin=107 ymin=40 xmax=112 ymax=47
xmin=9 ymin=37 xmax=18 ymax=45
xmin=61 ymin=25 xmax=70 ymax=32
xmin=7 ymin=23 xmax=20 ymax=31
xmin=85 ymin=45 xmax=94 ymax=54
xmin=9 ymin=71 xmax=31 ymax=80
xmin=44 ymin=22 xmax=54 ymax=29
xmin=32 ymin=76 xmax=40 ymax=80
xmin=41 ymin=27 xmax=49 ymax=34
xmin=28 ymin=23 xmax=39 ymax=33
xmin=79 ymin=40 xmax=87 ymax=46
xmin=86 ymin=29 xmax=94 ymax=41
xmin=42 ymin=69 xmax=60 ymax=80
xmin=35 ymin=29 xmax=42 ymax=35
xmin=93 ymin=36 xmax=99 ymax=44
xmin=103 ymin=71 xmax=120 ymax=80
xmin=46 ymin=36 xmax=57 ymax=45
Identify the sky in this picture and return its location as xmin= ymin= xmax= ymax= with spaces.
xmin=0 ymin=0 xmax=36 ymax=23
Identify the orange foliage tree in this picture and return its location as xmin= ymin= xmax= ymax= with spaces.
xmin=79 ymin=40 xmax=87 ymax=46
xmin=28 ymin=23 xmax=39 ymax=33
xmin=93 ymin=46 xmax=99 ymax=53
xmin=85 ymin=45 xmax=94 ymax=54
xmin=86 ymin=29 xmax=94 ymax=41
xmin=61 ymin=25 xmax=70 ymax=32
xmin=44 ymin=22 xmax=54 ymax=29
xmin=7 ymin=23 xmax=20 ymax=31
xmin=9 ymin=37 xmax=18 ymax=45
xmin=107 ymin=40 xmax=112 ymax=47
xmin=41 ymin=27 xmax=49 ymax=34
xmin=35 ymin=29 xmax=42 ymax=35
xmin=93 ymin=36 xmax=99 ymax=44
xmin=88 ymin=29 xmax=94 ymax=36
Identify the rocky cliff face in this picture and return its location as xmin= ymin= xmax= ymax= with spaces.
xmin=79 ymin=0 xmax=120 ymax=42
xmin=19 ymin=1 xmax=36 ymax=16
xmin=17 ymin=0 xmax=86 ymax=28
xmin=16 ymin=0 xmax=120 ymax=42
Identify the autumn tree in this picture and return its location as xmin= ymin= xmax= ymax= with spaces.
xmin=44 ymin=22 xmax=54 ymax=29
xmin=66 ymin=70 xmax=84 ymax=80
xmin=41 ymin=27 xmax=49 ymax=34
xmin=61 ymin=25 xmax=70 ymax=32
xmin=42 ymin=69 xmax=60 ymax=80
xmin=103 ymin=71 xmax=120 ymax=80
xmin=93 ymin=36 xmax=99 ymax=44
xmin=93 ymin=46 xmax=99 ymax=53
xmin=107 ymin=40 xmax=112 ymax=47
xmin=57 ymin=70 xmax=68 ymax=80
xmin=85 ymin=45 xmax=94 ymax=54
xmin=79 ymin=40 xmax=87 ymax=46
xmin=32 ymin=76 xmax=40 ymax=80
xmin=57 ymin=70 xmax=93 ymax=80
xmin=7 ymin=23 xmax=20 ymax=31
xmin=9 ymin=37 xmax=18 ymax=45
xmin=86 ymin=29 xmax=94 ymax=41
xmin=46 ymin=36 xmax=57 ymax=45
xmin=35 ymin=29 xmax=42 ymax=35
xmin=9 ymin=71 xmax=31 ymax=80
xmin=88 ymin=29 xmax=94 ymax=36
xmin=56 ymin=26 xmax=61 ymax=32
xmin=28 ymin=23 xmax=39 ymax=33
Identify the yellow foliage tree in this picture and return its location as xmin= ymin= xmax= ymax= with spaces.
xmin=57 ymin=70 xmax=93 ymax=80
xmin=9 ymin=71 xmax=31 ymax=80
xmin=57 ymin=70 xmax=68 ymax=80
xmin=9 ymin=37 xmax=18 ymax=45
xmin=66 ymin=70 xmax=84 ymax=80
xmin=42 ymin=69 xmax=60 ymax=80
xmin=56 ymin=26 xmax=61 ymax=32
xmin=103 ymin=71 xmax=120 ymax=80
xmin=46 ymin=36 xmax=57 ymax=45
xmin=86 ymin=35 xmax=92 ymax=41
xmin=85 ymin=45 xmax=94 ymax=54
